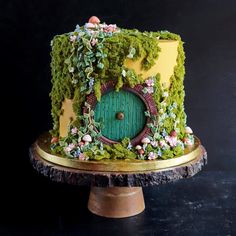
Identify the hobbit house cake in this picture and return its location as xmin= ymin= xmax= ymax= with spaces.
xmin=49 ymin=16 xmax=195 ymax=161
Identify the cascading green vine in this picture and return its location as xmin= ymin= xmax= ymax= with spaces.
xmin=151 ymin=32 xmax=187 ymax=138
xmin=50 ymin=25 xmax=161 ymax=136
xmin=50 ymin=21 xmax=194 ymax=160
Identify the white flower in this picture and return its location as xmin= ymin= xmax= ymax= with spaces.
xmin=69 ymin=35 xmax=77 ymax=42
xmin=172 ymin=102 xmax=177 ymax=108
xmin=177 ymin=140 xmax=185 ymax=149
xmin=72 ymin=79 xmax=78 ymax=84
xmin=161 ymin=101 xmax=167 ymax=107
xmin=127 ymin=142 xmax=132 ymax=150
xmin=161 ymin=129 xmax=168 ymax=137
xmin=71 ymin=127 xmax=78 ymax=134
xmin=122 ymin=69 xmax=126 ymax=77
xmin=85 ymin=23 xmax=96 ymax=28
xmin=69 ymin=66 xmax=74 ymax=73
xmin=99 ymin=23 xmax=106 ymax=29
xmin=64 ymin=143 xmax=75 ymax=153
xmin=146 ymin=87 xmax=154 ymax=94
xmin=91 ymin=38 xmax=98 ymax=46
xmin=169 ymin=112 xmax=176 ymax=119
xmin=163 ymin=92 xmax=168 ymax=97
xmin=159 ymin=139 xmax=168 ymax=148
xmin=127 ymin=47 xmax=136 ymax=58
xmin=148 ymin=152 xmax=157 ymax=160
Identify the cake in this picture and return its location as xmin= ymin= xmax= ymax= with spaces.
xmin=49 ymin=16 xmax=194 ymax=161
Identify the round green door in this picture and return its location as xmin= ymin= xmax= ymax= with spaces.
xmin=94 ymin=90 xmax=147 ymax=141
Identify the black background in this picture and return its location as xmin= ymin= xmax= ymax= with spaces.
xmin=1 ymin=0 xmax=236 ymax=235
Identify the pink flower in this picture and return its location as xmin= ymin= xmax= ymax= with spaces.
xmin=146 ymin=87 xmax=154 ymax=94
xmin=64 ymin=143 xmax=75 ymax=153
xmin=148 ymin=152 xmax=157 ymax=160
xmin=151 ymin=141 xmax=158 ymax=147
xmin=103 ymin=24 xmax=117 ymax=33
xmin=145 ymin=79 xmax=155 ymax=87
xmin=70 ymin=35 xmax=77 ymax=42
xmin=165 ymin=136 xmax=178 ymax=147
xmin=68 ymin=143 xmax=75 ymax=149
xmin=91 ymin=38 xmax=98 ymax=46
xmin=159 ymin=139 xmax=168 ymax=148
xmin=79 ymin=153 xmax=86 ymax=161
xmin=71 ymin=127 xmax=78 ymax=134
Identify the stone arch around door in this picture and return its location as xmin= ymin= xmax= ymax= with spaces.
xmin=85 ymin=81 xmax=158 ymax=146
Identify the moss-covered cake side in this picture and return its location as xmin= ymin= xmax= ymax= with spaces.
xmin=49 ymin=17 xmax=194 ymax=161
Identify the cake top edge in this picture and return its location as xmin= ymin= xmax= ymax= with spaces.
xmin=51 ymin=16 xmax=182 ymax=42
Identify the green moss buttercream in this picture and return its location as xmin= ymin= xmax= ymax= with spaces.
xmin=151 ymin=31 xmax=186 ymax=139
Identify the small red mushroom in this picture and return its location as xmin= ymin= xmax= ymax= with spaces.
xmin=79 ymin=141 xmax=85 ymax=147
xmin=183 ymin=137 xmax=193 ymax=146
xmin=88 ymin=16 xmax=100 ymax=24
xmin=170 ymin=130 xmax=177 ymax=137
xmin=51 ymin=137 xmax=59 ymax=144
xmin=182 ymin=137 xmax=187 ymax=142
xmin=138 ymin=149 xmax=145 ymax=155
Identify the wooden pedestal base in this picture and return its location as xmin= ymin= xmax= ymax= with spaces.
xmin=29 ymin=133 xmax=207 ymax=218
xmin=88 ymin=187 xmax=145 ymax=218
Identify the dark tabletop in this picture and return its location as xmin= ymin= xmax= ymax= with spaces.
xmin=1 ymin=0 xmax=236 ymax=235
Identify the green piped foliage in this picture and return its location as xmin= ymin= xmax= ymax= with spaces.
xmin=151 ymin=31 xmax=187 ymax=139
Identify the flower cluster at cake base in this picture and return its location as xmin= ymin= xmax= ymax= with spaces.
xmin=134 ymin=125 xmax=194 ymax=160
xmin=51 ymin=102 xmax=105 ymax=160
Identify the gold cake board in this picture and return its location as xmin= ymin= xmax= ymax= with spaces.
xmin=30 ymin=133 xmax=207 ymax=218
xmin=36 ymin=133 xmax=202 ymax=172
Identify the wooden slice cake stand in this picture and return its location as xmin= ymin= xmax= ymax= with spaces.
xmin=29 ymin=133 xmax=207 ymax=218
